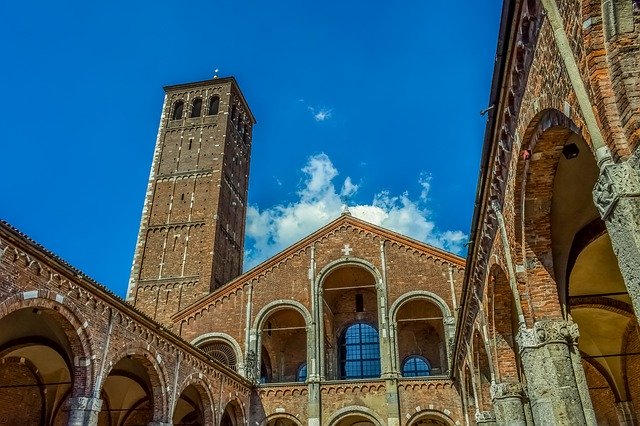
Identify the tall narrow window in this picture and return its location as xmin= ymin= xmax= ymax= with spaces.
xmin=355 ymin=294 xmax=364 ymax=312
xmin=172 ymin=100 xmax=184 ymax=120
xmin=208 ymin=96 xmax=220 ymax=115
xmin=339 ymin=323 xmax=380 ymax=379
xmin=231 ymin=104 xmax=237 ymax=122
xmin=191 ymin=98 xmax=202 ymax=118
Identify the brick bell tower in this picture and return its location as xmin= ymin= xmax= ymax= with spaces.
xmin=127 ymin=77 xmax=255 ymax=324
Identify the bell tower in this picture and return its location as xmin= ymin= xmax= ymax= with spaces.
xmin=127 ymin=77 xmax=255 ymax=325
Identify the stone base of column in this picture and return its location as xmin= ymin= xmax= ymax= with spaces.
xmin=147 ymin=422 xmax=172 ymax=426
xmin=67 ymin=397 xmax=103 ymax=426
xmin=616 ymin=401 xmax=638 ymax=425
xmin=516 ymin=319 xmax=594 ymax=425
xmin=491 ymin=382 xmax=527 ymax=425
xmin=476 ymin=410 xmax=497 ymax=425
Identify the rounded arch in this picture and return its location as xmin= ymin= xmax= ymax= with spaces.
xmin=326 ymin=405 xmax=385 ymax=426
xmin=253 ymin=299 xmax=312 ymax=332
xmin=101 ymin=341 xmax=170 ymax=422
xmin=220 ymin=398 xmax=245 ymax=426
xmin=191 ymin=332 xmax=244 ymax=372
xmin=316 ymin=257 xmax=383 ymax=287
xmin=389 ymin=290 xmax=452 ymax=322
xmin=0 ymin=293 xmax=95 ymax=396
xmin=407 ymin=409 xmax=456 ymax=426
xmin=260 ymin=412 xmax=304 ymax=426
xmin=173 ymin=375 xmax=215 ymax=426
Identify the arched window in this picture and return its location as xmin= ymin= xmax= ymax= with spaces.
xmin=339 ymin=323 xmax=380 ymax=379
xmin=208 ymin=96 xmax=220 ymax=115
xmin=198 ymin=341 xmax=237 ymax=371
xmin=402 ymin=355 xmax=431 ymax=377
xmin=296 ymin=363 xmax=307 ymax=382
xmin=172 ymin=100 xmax=184 ymax=120
xmin=190 ymin=98 xmax=202 ymax=118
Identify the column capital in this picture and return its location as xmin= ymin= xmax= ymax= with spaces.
xmin=491 ymin=381 xmax=526 ymax=400
xmin=593 ymin=158 xmax=640 ymax=219
xmin=68 ymin=396 xmax=103 ymax=412
xmin=475 ymin=410 xmax=497 ymax=424
xmin=516 ymin=319 xmax=579 ymax=350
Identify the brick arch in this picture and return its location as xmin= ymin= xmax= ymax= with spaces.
xmin=326 ymin=405 xmax=385 ymax=426
xmin=513 ymin=109 xmax=594 ymax=320
xmin=316 ymin=256 xmax=383 ymax=286
xmin=220 ymin=398 xmax=245 ymax=426
xmin=101 ymin=341 xmax=170 ymax=423
xmin=486 ymin=263 xmax=520 ymax=382
xmin=191 ymin=332 xmax=245 ymax=374
xmin=406 ymin=409 xmax=457 ymax=426
xmin=0 ymin=292 xmax=95 ymax=396
xmin=260 ymin=413 xmax=304 ymax=426
xmin=579 ymin=0 xmax=633 ymax=156
xmin=253 ymin=299 xmax=312 ymax=331
xmin=389 ymin=290 xmax=452 ymax=321
xmin=173 ymin=374 xmax=215 ymax=425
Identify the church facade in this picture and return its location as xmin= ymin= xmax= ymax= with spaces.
xmin=1 ymin=0 xmax=639 ymax=425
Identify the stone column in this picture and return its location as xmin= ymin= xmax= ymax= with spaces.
xmin=615 ymin=401 xmax=638 ymax=425
xmin=516 ymin=319 xmax=594 ymax=425
xmin=491 ymin=382 xmax=527 ymax=425
xmin=476 ymin=411 xmax=497 ymax=425
xmin=67 ymin=397 xmax=102 ymax=426
xmin=148 ymin=423 xmax=171 ymax=426
xmin=593 ymin=153 xmax=640 ymax=319
xmin=307 ymin=381 xmax=321 ymax=426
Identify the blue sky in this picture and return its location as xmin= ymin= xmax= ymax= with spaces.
xmin=0 ymin=1 xmax=502 ymax=297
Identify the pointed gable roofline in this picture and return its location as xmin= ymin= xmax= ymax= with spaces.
xmin=171 ymin=214 xmax=465 ymax=323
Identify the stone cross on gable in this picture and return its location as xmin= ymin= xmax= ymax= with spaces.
xmin=341 ymin=244 xmax=353 ymax=256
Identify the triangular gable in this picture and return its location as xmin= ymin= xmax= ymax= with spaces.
xmin=171 ymin=213 xmax=465 ymax=322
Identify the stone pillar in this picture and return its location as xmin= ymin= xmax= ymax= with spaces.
xmin=67 ymin=397 xmax=102 ymax=426
xmin=385 ymin=379 xmax=401 ymax=426
xmin=516 ymin=319 xmax=594 ymax=425
xmin=148 ymin=423 xmax=171 ymax=426
xmin=593 ymin=153 xmax=640 ymax=319
xmin=491 ymin=382 xmax=527 ymax=425
xmin=476 ymin=411 xmax=497 ymax=425
xmin=307 ymin=381 xmax=321 ymax=426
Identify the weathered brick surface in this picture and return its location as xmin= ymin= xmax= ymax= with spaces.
xmin=0 ymin=223 xmax=251 ymax=425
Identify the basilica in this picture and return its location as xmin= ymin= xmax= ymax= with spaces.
xmin=0 ymin=0 xmax=639 ymax=424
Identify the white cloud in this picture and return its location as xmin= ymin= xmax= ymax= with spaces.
xmin=244 ymin=154 xmax=468 ymax=269
xmin=307 ymin=106 xmax=333 ymax=122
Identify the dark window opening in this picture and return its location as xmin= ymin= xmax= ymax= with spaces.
xmin=339 ymin=323 xmax=381 ymax=379
xmin=172 ymin=100 xmax=184 ymax=120
xmin=297 ymin=363 xmax=307 ymax=382
xmin=208 ymin=96 xmax=220 ymax=115
xmin=402 ymin=356 xmax=431 ymax=377
xmin=181 ymin=193 xmax=184 ymax=201
xmin=355 ymin=294 xmax=364 ymax=312
xmin=231 ymin=104 xmax=238 ymax=122
xmin=188 ymin=139 xmax=193 ymax=150
xmin=190 ymin=98 xmax=202 ymax=118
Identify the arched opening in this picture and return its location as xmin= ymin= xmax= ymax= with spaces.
xmin=208 ymin=96 xmax=220 ymax=115
xmin=259 ymin=307 xmax=307 ymax=383
xmin=0 ymin=306 xmax=87 ymax=425
xmin=99 ymin=354 xmax=159 ymax=425
xmin=220 ymin=400 xmax=243 ymax=426
xmin=322 ymin=264 xmax=380 ymax=380
xmin=172 ymin=100 xmax=184 ymax=120
xmin=487 ymin=265 xmax=520 ymax=381
xmin=190 ymin=98 xmax=202 ymax=118
xmin=395 ymin=298 xmax=447 ymax=375
xmin=408 ymin=410 xmax=455 ymax=426
xmin=296 ymin=362 xmax=307 ymax=382
xmin=264 ymin=413 xmax=303 ymax=425
xmin=198 ymin=340 xmax=237 ymax=371
xmin=402 ymin=355 xmax=431 ymax=377
xmin=329 ymin=410 xmax=381 ymax=426
xmin=519 ymin=112 xmax=639 ymax=416
xmin=472 ymin=330 xmax=492 ymax=411
xmin=173 ymin=383 xmax=212 ymax=426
